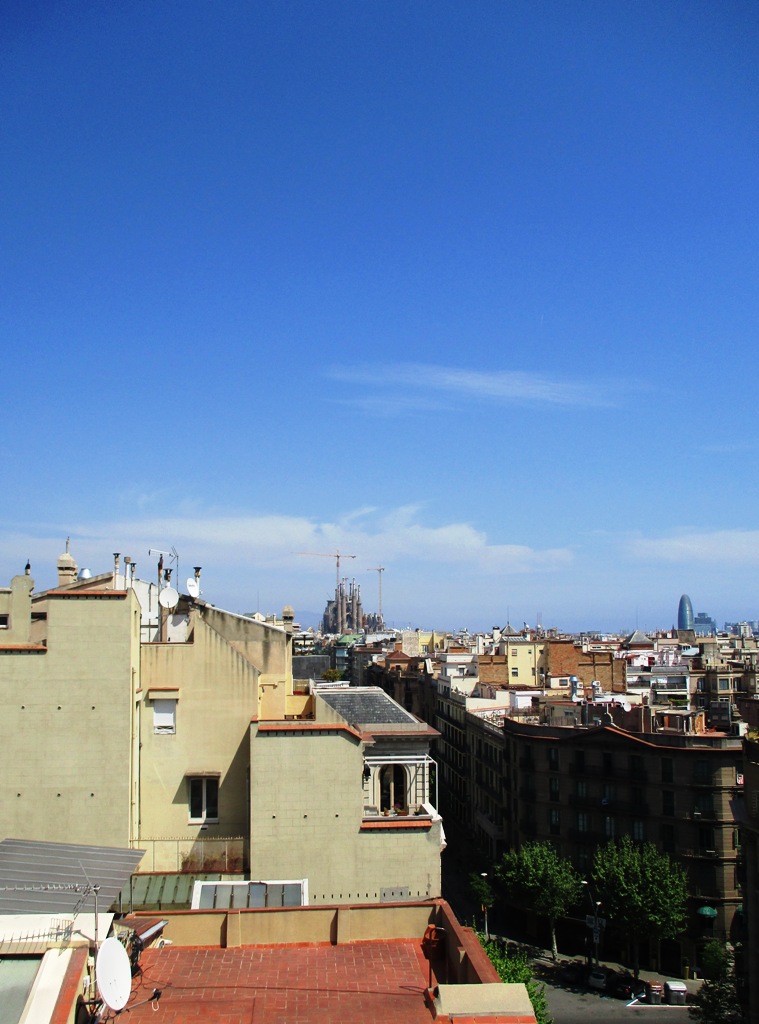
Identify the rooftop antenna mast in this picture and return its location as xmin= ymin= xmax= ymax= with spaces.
xmin=366 ymin=566 xmax=385 ymax=625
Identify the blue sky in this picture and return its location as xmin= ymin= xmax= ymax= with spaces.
xmin=2 ymin=1 xmax=758 ymax=632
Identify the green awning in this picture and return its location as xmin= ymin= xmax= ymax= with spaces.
xmin=697 ymin=906 xmax=718 ymax=918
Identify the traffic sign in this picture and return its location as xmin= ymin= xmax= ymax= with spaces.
xmin=586 ymin=915 xmax=606 ymax=929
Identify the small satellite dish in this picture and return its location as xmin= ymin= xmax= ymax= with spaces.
xmin=97 ymin=936 xmax=132 ymax=1011
xmin=159 ymin=586 xmax=179 ymax=610
xmin=187 ymin=577 xmax=200 ymax=598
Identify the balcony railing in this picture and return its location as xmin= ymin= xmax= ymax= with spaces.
xmin=679 ymin=847 xmax=724 ymax=859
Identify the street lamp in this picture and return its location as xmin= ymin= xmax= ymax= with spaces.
xmin=581 ymin=880 xmax=602 ymax=966
xmin=481 ymin=873 xmax=489 ymax=941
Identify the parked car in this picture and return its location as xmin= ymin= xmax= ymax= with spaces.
xmin=587 ymin=966 xmax=608 ymax=991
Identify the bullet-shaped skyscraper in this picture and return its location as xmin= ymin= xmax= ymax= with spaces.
xmin=678 ymin=593 xmax=694 ymax=631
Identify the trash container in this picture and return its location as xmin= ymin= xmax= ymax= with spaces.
xmin=646 ymin=981 xmax=663 ymax=1005
xmin=665 ymin=981 xmax=688 ymax=1005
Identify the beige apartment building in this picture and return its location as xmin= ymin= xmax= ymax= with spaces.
xmin=0 ymin=549 xmax=444 ymax=905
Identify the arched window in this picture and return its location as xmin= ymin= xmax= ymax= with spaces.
xmin=379 ymin=764 xmax=407 ymax=812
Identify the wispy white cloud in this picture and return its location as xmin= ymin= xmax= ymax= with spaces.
xmin=0 ymin=507 xmax=573 ymax=592
xmin=628 ymin=529 xmax=759 ymax=566
xmin=328 ymin=362 xmax=619 ymax=410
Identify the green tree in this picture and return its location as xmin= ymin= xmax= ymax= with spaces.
xmin=321 ymin=668 xmax=343 ymax=681
xmin=689 ymin=942 xmax=743 ymax=1024
xmin=480 ymin=938 xmax=553 ymax=1024
xmin=469 ymin=872 xmax=494 ymax=910
xmin=496 ymin=841 xmax=582 ymax=961
xmin=592 ymin=836 xmax=687 ymax=979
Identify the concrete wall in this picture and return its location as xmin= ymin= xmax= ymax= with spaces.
xmin=149 ymin=901 xmax=437 ymax=947
xmin=249 ymin=725 xmax=443 ymax=903
xmin=0 ymin=587 xmax=139 ymax=847
xmin=0 ymin=574 xmax=34 ymax=642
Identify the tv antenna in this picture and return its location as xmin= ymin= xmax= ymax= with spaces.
xmin=149 ymin=547 xmax=179 ymax=590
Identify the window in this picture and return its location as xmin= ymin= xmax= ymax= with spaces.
xmin=512 ymin=649 xmax=519 ymax=657
xmin=694 ymin=793 xmax=714 ymax=817
xmin=511 ymin=667 xmax=519 ymax=677
xmin=604 ymin=815 xmax=615 ymax=839
xmin=631 ymin=786 xmax=644 ymax=808
xmin=153 ymin=699 xmax=177 ymax=734
xmin=632 ymin=820 xmax=645 ymax=842
xmin=695 ymin=760 xmax=712 ymax=784
xmin=380 ymin=764 xmax=408 ymax=812
xmin=699 ymin=827 xmax=715 ymax=853
xmin=718 ymin=678 xmax=731 ymax=691
xmin=661 ymin=823 xmax=675 ymax=852
xmin=601 ymin=782 xmax=615 ymax=805
xmin=188 ymin=777 xmax=219 ymax=823
xmin=548 ymin=747 xmax=559 ymax=770
xmin=577 ymin=812 xmax=589 ymax=833
xmin=576 ymin=780 xmax=587 ymax=800
xmin=574 ymin=750 xmax=585 ymax=772
xmin=550 ymin=808 xmax=560 ymax=836
xmin=549 ymin=777 xmax=560 ymax=802
xmin=662 ymin=758 xmax=673 ymax=784
xmin=662 ymin=791 xmax=675 ymax=816
xmin=603 ymin=752 xmax=613 ymax=774
xmin=629 ymin=754 xmax=643 ymax=775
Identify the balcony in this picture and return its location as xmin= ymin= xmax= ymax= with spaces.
xmin=679 ymin=847 xmax=723 ymax=860
xmin=361 ymin=805 xmax=436 ymax=831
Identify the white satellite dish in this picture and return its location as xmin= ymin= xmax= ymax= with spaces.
xmin=96 ymin=936 xmax=132 ymax=1011
xmin=159 ymin=586 xmax=179 ymax=610
xmin=187 ymin=577 xmax=200 ymax=598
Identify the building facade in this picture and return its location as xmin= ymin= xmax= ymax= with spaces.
xmin=0 ymin=550 xmax=444 ymax=907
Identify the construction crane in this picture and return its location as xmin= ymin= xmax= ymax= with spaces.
xmin=296 ymin=551 xmax=356 ymax=594
xmin=366 ymin=566 xmax=385 ymax=624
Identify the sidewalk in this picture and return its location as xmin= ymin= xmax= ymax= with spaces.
xmin=487 ymin=933 xmax=703 ymax=998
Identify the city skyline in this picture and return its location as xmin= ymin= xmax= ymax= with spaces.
xmin=2 ymin=3 xmax=757 ymax=632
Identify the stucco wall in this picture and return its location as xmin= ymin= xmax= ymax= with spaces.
xmin=249 ymin=726 xmax=442 ymax=903
xmin=0 ymin=590 xmax=139 ymax=847
xmin=138 ymin=615 xmax=265 ymax=867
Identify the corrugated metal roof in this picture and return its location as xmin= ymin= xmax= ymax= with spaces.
xmin=0 ymin=839 xmax=144 ymax=915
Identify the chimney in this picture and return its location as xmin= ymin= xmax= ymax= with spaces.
xmin=56 ymin=538 xmax=78 ymax=588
